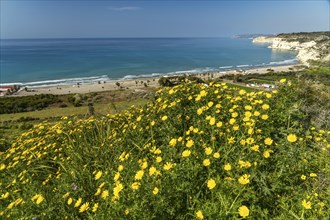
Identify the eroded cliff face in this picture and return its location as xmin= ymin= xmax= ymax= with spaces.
xmin=253 ymin=33 xmax=330 ymax=66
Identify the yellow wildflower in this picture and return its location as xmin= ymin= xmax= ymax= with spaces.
xmin=163 ymin=162 xmax=174 ymax=170
xmin=92 ymin=203 xmax=99 ymax=212
xmin=74 ymin=198 xmax=82 ymax=207
xmin=79 ymin=202 xmax=89 ymax=213
xmin=245 ymin=105 xmax=252 ymax=110
xmin=0 ymin=164 xmax=5 ymax=170
xmin=182 ymin=150 xmax=191 ymax=158
xmin=302 ymin=199 xmax=312 ymax=209
xmin=239 ymin=89 xmax=246 ymax=95
xmin=262 ymin=104 xmax=270 ymax=110
xmin=62 ymin=192 xmax=70 ymax=199
xmin=135 ymin=170 xmax=144 ymax=180
xmin=209 ymin=117 xmax=216 ymax=125
xmin=310 ymin=173 xmax=317 ymax=177
xmin=7 ymin=201 xmax=15 ymax=210
xmin=186 ymin=139 xmax=194 ymax=148
xmin=131 ymin=182 xmax=141 ymax=190
xmin=1 ymin=192 xmax=9 ymax=199
xmin=238 ymin=174 xmax=250 ymax=185
xmin=213 ymin=152 xmax=220 ymax=158
xmin=245 ymin=111 xmax=252 ymax=118
xmin=224 ymin=163 xmax=232 ymax=171
xmin=141 ymin=161 xmax=148 ymax=170
xmin=94 ymin=171 xmax=102 ymax=180
xmin=207 ymin=179 xmax=216 ymax=190
xmin=118 ymin=165 xmax=124 ymax=172
xmin=205 ymin=147 xmax=212 ymax=155
xmin=113 ymin=183 xmax=123 ymax=197
xmin=203 ymin=159 xmax=211 ymax=167
xmin=287 ymin=134 xmax=297 ymax=143
xmin=169 ymin=138 xmax=177 ymax=147
xmin=95 ymin=188 xmax=101 ymax=196
xmin=265 ymin=93 xmax=272 ymax=98
xmin=149 ymin=166 xmax=157 ymax=175
xmin=238 ymin=205 xmax=250 ymax=218
xmin=227 ymin=136 xmax=235 ymax=144
xmin=250 ymin=145 xmax=259 ymax=152
xmin=156 ymin=156 xmax=162 ymax=163
xmin=36 ymin=195 xmax=44 ymax=205
xmin=196 ymin=210 xmax=204 ymax=219
xmin=238 ymin=160 xmax=251 ymax=168
xmin=263 ymin=149 xmax=272 ymax=158
xmin=246 ymin=137 xmax=254 ymax=145
xmin=67 ymin=198 xmax=73 ymax=205
xmin=261 ymin=114 xmax=268 ymax=120
xmin=101 ymin=190 xmax=109 ymax=199
xmin=200 ymin=90 xmax=207 ymax=96
xmin=153 ymin=187 xmax=159 ymax=195
xmin=301 ymin=175 xmax=306 ymax=180
xmin=229 ymin=118 xmax=236 ymax=125
xmin=264 ymin=138 xmax=273 ymax=145
xmin=161 ymin=116 xmax=168 ymax=121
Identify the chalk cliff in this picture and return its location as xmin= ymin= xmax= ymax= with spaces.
xmin=253 ymin=32 xmax=330 ymax=66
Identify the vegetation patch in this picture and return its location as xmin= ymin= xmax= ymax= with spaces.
xmin=0 ymin=94 xmax=60 ymax=114
xmin=1 ymin=80 xmax=329 ymax=219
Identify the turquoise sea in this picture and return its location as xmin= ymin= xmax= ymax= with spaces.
xmin=0 ymin=38 xmax=298 ymax=86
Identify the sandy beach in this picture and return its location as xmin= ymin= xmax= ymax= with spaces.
xmin=12 ymin=64 xmax=302 ymax=96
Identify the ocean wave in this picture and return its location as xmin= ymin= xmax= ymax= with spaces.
xmin=0 ymin=75 xmax=111 ymax=88
xmin=268 ymin=59 xmax=298 ymax=66
xmin=122 ymin=73 xmax=162 ymax=80
xmin=219 ymin=66 xmax=233 ymax=69
xmin=236 ymin=64 xmax=250 ymax=68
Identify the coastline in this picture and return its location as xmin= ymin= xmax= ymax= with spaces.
xmin=253 ymin=33 xmax=330 ymax=65
xmin=10 ymin=64 xmax=302 ymax=97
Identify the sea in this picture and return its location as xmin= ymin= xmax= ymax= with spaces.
xmin=0 ymin=38 xmax=298 ymax=87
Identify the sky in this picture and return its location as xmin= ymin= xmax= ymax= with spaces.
xmin=1 ymin=0 xmax=329 ymax=39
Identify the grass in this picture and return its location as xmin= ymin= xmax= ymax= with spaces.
xmin=0 ymin=98 xmax=149 ymax=122
xmin=223 ymin=82 xmax=259 ymax=92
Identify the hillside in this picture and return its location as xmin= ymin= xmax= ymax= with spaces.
xmin=1 ymin=80 xmax=329 ymax=219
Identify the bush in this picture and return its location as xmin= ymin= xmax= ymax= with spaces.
xmin=59 ymin=103 xmax=68 ymax=108
xmin=0 ymin=94 xmax=60 ymax=114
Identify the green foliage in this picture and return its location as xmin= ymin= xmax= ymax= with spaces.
xmin=0 ymin=94 xmax=60 ymax=114
xmin=224 ymin=68 xmax=330 ymax=86
xmin=0 ymin=81 xmax=329 ymax=219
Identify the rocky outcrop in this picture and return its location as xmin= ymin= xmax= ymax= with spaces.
xmin=253 ymin=32 xmax=330 ymax=66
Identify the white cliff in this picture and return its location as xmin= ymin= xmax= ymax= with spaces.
xmin=253 ymin=34 xmax=330 ymax=66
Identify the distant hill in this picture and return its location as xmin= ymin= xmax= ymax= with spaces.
xmin=276 ymin=31 xmax=330 ymax=43
xmin=233 ymin=34 xmax=275 ymax=39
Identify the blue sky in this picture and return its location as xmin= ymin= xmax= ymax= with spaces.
xmin=1 ymin=0 xmax=329 ymax=38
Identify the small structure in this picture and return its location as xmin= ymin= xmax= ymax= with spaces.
xmin=0 ymin=85 xmax=20 ymax=96
xmin=261 ymin=83 xmax=276 ymax=89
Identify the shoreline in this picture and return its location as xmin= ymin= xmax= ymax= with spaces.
xmin=8 ymin=64 xmax=304 ymax=97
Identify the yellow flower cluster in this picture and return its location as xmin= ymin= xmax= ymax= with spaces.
xmin=1 ymin=81 xmax=329 ymax=219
